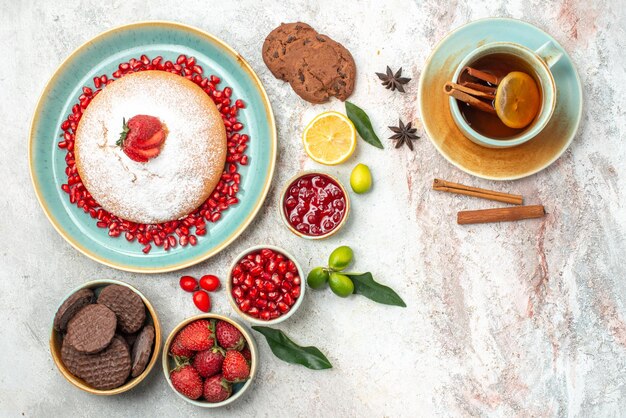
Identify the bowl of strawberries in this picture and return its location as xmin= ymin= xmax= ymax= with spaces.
xmin=162 ymin=314 xmax=257 ymax=407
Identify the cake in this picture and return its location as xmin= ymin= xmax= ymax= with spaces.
xmin=74 ymin=70 xmax=227 ymax=224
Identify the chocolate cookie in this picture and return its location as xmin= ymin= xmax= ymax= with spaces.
xmin=130 ymin=325 xmax=155 ymax=378
xmin=97 ymin=284 xmax=146 ymax=334
xmin=262 ymin=22 xmax=356 ymax=103
xmin=53 ymin=288 xmax=94 ymax=332
xmin=263 ymin=22 xmax=317 ymax=80
xmin=123 ymin=331 xmax=138 ymax=348
xmin=63 ymin=335 xmax=132 ymax=390
xmin=65 ymin=304 xmax=117 ymax=354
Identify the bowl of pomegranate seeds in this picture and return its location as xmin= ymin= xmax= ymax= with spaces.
xmin=280 ymin=172 xmax=350 ymax=239
xmin=227 ymin=245 xmax=305 ymax=324
xmin=162 ymin=314 xmax=257 ymax=407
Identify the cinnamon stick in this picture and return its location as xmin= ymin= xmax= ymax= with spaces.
xmin=433 ymin=179 xmax=523 ymax=205
xmin=443 ymin=83 xmax=496 ymax=114
xmin=460 ymin=81 xmax=497 ymax=95
xmin=445 ymin=82 xmax=495 ymax=100
xmin=461 ymin=66 xmax=500 ymax=85
xmin=457 ymin=205 xmax=545 ymax=225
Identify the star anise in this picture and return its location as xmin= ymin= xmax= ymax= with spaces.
xmin=389 ymin=119 xmax=420 ymax=150
xmin=375 ymin=66 xmax=411 ymax=92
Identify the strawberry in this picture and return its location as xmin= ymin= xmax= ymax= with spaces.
xmin=240 ymin=344 xmax=252 ymax=363
xmin=169 ymin=365 xmax=203 ymax=400
xmin=203 ymin=374 xmax=232 ymax=403
xmin=222 ymin=350 xmax=250 ymax=382
xmin=117 ymin=115 xmax=167 ymax=162
xmin=215 ymin=320 xmax=245 ymax=351
xmin=169 ymin=332 xmax=194 ymax=359
xmin=193 ymin=347 xmax=225 ymax=378
xmin=178 ymin=319 xmax=215 ymax=351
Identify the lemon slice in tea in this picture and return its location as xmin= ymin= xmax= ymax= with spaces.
xmin=494 ymin=71 xmax=541 ymax=129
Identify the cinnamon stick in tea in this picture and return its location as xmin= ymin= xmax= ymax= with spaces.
xmin=457 ymin=205 xmax=545 ymax=225
xmin=445 ymin=82 xmax=495 ymax=100
xmin=461 ymin=66 xmax=500 ymax=85
xmin=460 ymin=81 xmax=497 ymax=95
xmin=443 ymin=83 xmax=496 ymax=114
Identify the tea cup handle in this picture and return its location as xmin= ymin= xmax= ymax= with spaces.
xmin=535 ymin=41 xmax=563 ymax=68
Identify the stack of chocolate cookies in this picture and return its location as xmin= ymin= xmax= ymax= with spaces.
xmin=262 ymin=22 xmax=356 ymax=104
xmin=54 ymin=284 xmax=155 ymax=390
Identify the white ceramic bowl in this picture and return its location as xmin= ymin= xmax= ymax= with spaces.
xmin=226 ymin=245 xmax=306 ymax=325
xmin=162 ymin=313 xmax=258 ymax=407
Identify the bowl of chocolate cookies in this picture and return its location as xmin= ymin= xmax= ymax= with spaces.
xmin=50 ymin=279 xmax=161 ymax=395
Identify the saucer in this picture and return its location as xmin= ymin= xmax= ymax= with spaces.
xmin=418 ymin=18 xmax=582 ymax=180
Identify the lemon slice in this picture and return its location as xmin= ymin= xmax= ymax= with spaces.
xmin=495 ymin=71 xmax=541 ymax=129
xmin=302 ymin=111 xmax=356 ymax=165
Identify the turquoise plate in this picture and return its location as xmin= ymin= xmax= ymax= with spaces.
xmin=419 ymin=18 xmax=582 ymax=180
xmin=29 ymin=22 xmax=277 ymax=273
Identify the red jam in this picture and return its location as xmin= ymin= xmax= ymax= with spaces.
xmin=231 ymin=248 xmax=301 ymax=321
xmin=282 ymin=173 xmax=347 ymax=237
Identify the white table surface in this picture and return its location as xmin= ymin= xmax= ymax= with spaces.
xmin=2 ymin=0 xmax=625 ymax=416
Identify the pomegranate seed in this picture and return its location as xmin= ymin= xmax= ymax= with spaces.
xmin=270 ymin=310 xmax=281 ymax=319
xmin=176 ymin=54 xmax=186 ymax=64
xmin=142 ymin=244 xmax=151 ymax=253
xmin=240 ymin=299 xmax=251 ymax=312
xmin=284 ymin=293 xmax=294 ymax=306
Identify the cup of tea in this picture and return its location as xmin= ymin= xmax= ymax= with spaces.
xmin=447 ymin=41 xmax=563 ymax=148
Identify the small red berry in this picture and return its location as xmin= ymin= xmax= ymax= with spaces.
xmin=193 ymin=290 xmax=211 ymax=312
xmin=179 ymin=276 xmax=198 ymax=292
xmin=199 ymin=275 xmax=221 ymax=292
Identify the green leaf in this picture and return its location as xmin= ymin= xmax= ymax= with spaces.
xmin=252 ymin=326 xmax=332 ymax=370
xmin=344 ymin=272 xmax=406 ymax=307
xmin=116 ymin=117 xmax=129 ymax=147
xmin=345 ymin=101 xmax=384 ymax=149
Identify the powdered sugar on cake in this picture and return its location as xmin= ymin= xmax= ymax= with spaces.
xmin=75 ymin=71 xmax=227 ymax=224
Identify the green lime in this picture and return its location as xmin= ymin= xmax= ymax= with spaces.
xmin=350 ymin=163 xmax=372 ymax=194
xmin=329 ymin=273 xmax=354 ymax=298
xmin=307 ymin=267 xmax=330 ymax=289
xmin=328 ymin=246 xmax=353 ymax=271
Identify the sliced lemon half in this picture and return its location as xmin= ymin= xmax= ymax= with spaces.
xmin=495 ymin=71 xmax=541 ymax=129
xmin=302 ymin=111 xmax=356 ymax=165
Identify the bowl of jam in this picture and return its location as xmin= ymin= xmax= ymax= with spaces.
xmin=280 ymin=172 xmax=350 ymax=239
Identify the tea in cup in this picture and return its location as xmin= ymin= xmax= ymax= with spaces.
xmin=444 ymin=41 xmax=563 ymax=148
